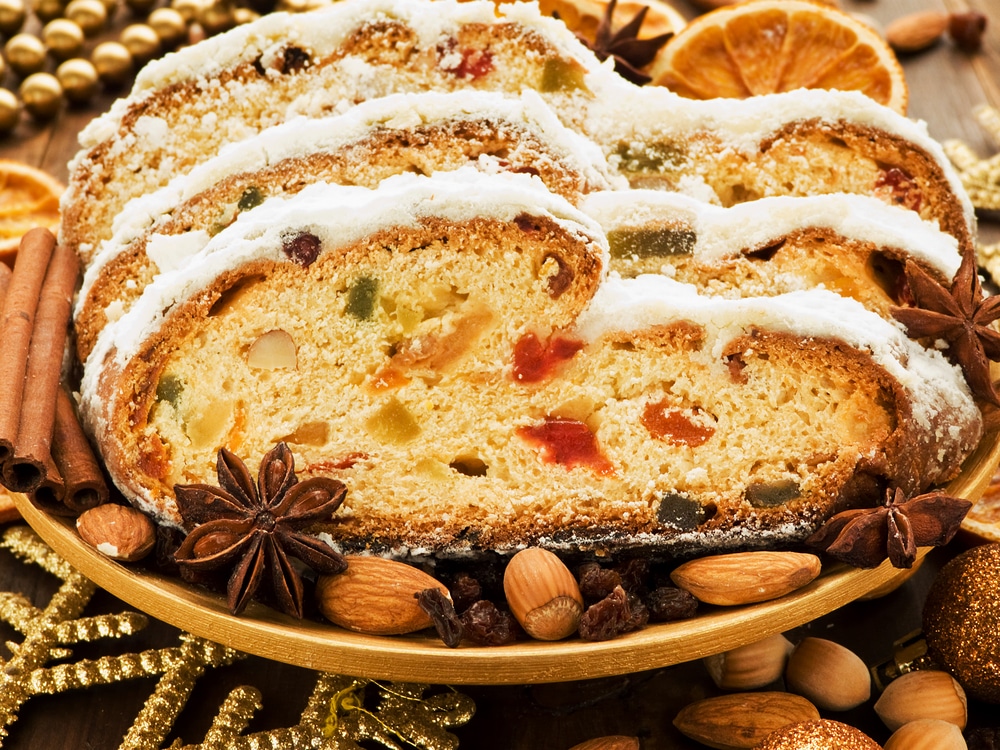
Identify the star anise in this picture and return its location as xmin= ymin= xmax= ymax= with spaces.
xmin=806 ymin=487 xmax=972 ymax=569
xmin=173 ymin=442 xmax=348 ymax=618
xmin=891 ymin=246 xmax=1000 ymax=406
xmin=576 ymin=0 xmax=674 ymax=85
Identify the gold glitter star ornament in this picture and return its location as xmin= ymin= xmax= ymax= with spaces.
xmin=923 ymin=542 xmax=1000 ymax=703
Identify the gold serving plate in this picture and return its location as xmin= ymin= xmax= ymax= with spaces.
xmin=13 ymin=425 xmax=1000 ymax=685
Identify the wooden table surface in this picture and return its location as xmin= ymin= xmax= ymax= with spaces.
xmin=2 ymin=0 xmax=1000 ymax=747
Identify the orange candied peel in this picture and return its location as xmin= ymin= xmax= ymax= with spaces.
xmin=649 ymin=0 xmax=909 ymax=115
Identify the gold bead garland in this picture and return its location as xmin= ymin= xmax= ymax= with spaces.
xmin=0 ymin=0 xmax=298 ymax=135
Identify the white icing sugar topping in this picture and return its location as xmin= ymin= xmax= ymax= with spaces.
xmin=575 ymin=273 xmax=979 ymax=434
xmin=582 ymin=190 xmax=962 ymax=280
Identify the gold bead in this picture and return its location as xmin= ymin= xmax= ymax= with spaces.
xmin=170 ymin=0 xmax=203 ymax=24
xmin=91 ymin=40 xmax=133 ymax=86
xmin=56 ymin=57 xmax=99 ymax=103
xmin=31 ymin=0 xmax=65 ymax=23
xmin=232 ymin=6 xmax=258 ymax=25
xmin=0 ymin=0 xmax=26 ymax=36
xmin=95 ymin=0 xmax=115 ymax=18
xmin=19 ymin=72 xmax=63 ymax=120
xmin=4 ymin=33 xmax=47 ymax=77
xmin=198 ymin=0 xmax=233 ymax=36
xmin=147 ymin=6 xmax=187 ymax=48
xmin=43 ymin=18 xmax=85 ymax=61
xmin=64 ymin=0 xmax=107 ymax=36
xmin=0 ymin=88 xmax=20 ymax=134
xmin=120 ymin=23 xmax=161 ymax=64
xmin=125 ymin=0 xmax=157 ymax=15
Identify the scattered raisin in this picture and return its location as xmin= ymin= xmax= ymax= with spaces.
xmin=279 ymin=45 xmax=310 ymax=73
xmin=616 ymin=558 xmax=650 ymax=596
xmin=460 ymin=600 xmax=519 ymax=646
xmin=416 ymin=588 xmax=463 ymax=648
xmin=645 ymin=586 xmax=698 ymax=622
xmin=281 ymin=231 xmax=322 ymax=267
xmin=542 ymin=253 xmax=574 ymax=299
xmin=449 ymin=573 xmax=482 ymax=613
xmin=948 ymin=11 xmax=987 ymax=52
xmin=577 ymin=563 xmax=622 ymax=603
xmin=578 ymin=585 xmax=646 ymax=641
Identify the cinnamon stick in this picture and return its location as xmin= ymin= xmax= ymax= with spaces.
xmin=28 ymin=386 xmax=109 ymax=515
xmin=2 ymin=239 xmax=79 ymax=492
xmin=0 ymin=228 xmax=56 ymax=470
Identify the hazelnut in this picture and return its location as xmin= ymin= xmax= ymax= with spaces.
xmin=884 ymin=718 xmax=968 ymax=750
xmin=703 ymin=632 xmax=794 ymax=690
xmin=503 ymin=548 xmax=583 ymax=641
xmin=76 ymin=504 xmax=156 ymax=562
xmin=785 ymin=637 xmax=871 ymax=711
xmin=948 ymin=11 xmax=987 ymax=52
xmin=874 ymin=670 xmax=968 ymax=732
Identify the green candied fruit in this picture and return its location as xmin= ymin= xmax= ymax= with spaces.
xmin=155 ymin=374 xmax=183 ymax=408
xmin=613 ymin=141 xmax=687 ymax=174
xmin=608 ymin=227 xmax=697 ymax=259
xmin=539 ymin=58 xmax=590 ymax=94
xmin=237 ymin=185 xmax=265 ymax=211
xmin=365 ymin=397 xmax=420 ymax=445
xmin=656 ymin=492 xmax=711 ymax=531
xmin=744 ymin=479 xmax=801 ymax=508
xmin=345 ymin=276 xmax=379 ymax=321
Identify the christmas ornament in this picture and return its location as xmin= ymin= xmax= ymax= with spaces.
xmin=0 ymin=524 xmax=474 ymax=748
xmin=923 ymin=542 xmax=1000 ymax=703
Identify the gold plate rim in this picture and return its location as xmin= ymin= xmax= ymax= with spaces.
xmin=11 ymin=426 xmax=999 ymax=685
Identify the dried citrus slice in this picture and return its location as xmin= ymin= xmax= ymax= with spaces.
xmin=0 ymin=160 xmax=64 ymax=268
xmin=535 ymin=0 xmax=688 ymax=45
xmin=649 ymin=0 xmax=908 ymax=114
xmin=961 ymin=464 xmax=1000 ymax=543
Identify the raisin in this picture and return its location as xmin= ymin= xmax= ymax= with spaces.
xmin=578 ymin=563 xmax=622 ymax=603
xmin=645 ymin=586 xmax=698 ymax=622
xmin=656 ymin=492 xmax=710 ymax=531
xmin=281 ymin=231 xmax=321 ymax=267
xmin=449 ymin=573 xmax=482 ymax=613
xmin=459 ymin=600 xmax=519 ymax=646
xmin=616 ymin=558 xmax=650 ymax=596
xmin=279 ymin=45 xmax=310 ymax=73
xmin=415 ymin=588 xmax=463 ymax=648
xmin=542 ymin=253 xmax=574 ymax=299
xmin=578 ymin=585 xmax=645 ymax=641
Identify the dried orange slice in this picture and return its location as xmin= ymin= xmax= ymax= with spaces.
xmin=961 ymin=464 xmax=1000 ymax=544
xmin=535 ymin=0 xmax=688 ymax=45
xmin=649 ymin=0 xmax=908 ymax=114
xmin=0 ymin=160 xmax=64 ymax=268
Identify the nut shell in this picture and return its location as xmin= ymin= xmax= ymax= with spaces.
xmin=568 ymin=737 xmax=639 ymax=750
xmin=703 ymin=633 xmax=793 ymax=690
xmin=673 ymin=691 xmax=819 ymax=749
xmin=670 ymin=551 xmax=822 ymax=606
xmin=785 ymin=637 xmax=871 ymax=711
xmin=874 ymin=670 xmax=967 ymax=732
xmin=503 ymin=548 xmax=583 ymax=641
xmin=76 ymin=503 xmax=155 ymax=562
xmin=884 ymin=718 xmax=967 ymax=750
xmin=315 ymin=556 xmax=450 ymax=635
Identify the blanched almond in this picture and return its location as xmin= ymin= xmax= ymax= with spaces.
xmin=247 ymin=328 xmax=297 ymax=370
xmin=670 ymin=551 xmax=822 ymax=606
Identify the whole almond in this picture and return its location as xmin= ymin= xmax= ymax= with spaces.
xmin=785 ymin=637 xmax=871 ymax=711
xmin=504 ymin=548 xmax=583 ymax=641
xmin=76 ymin=503 xmax=156 ymax=562
xmin=703 ymin=632 xmax=794 ymax=690
xmin=886 ymin=10 xmax=949 ymax=53
xmin=568 ymin=737 xmax=639 ymax=750
xmin=884 ymin=718 xmax=968 ymax=750
xmin=670 ymin=551 xmax=822 ymax=606
xmin=874 ymin=670 xmax=968 ymax=732
xmin=315 ymin=556 xmax=450 ymax=635
xmin=673 ymin=692 xmax=820 ymax=749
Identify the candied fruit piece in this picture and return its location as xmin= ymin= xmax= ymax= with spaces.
xmin=874 ymin=167 xmax=923 ymax=212
xmin=346 ymin=276 xmax=379 ymax=321
xmin=539 ymin=58 xmax=590 ymax=93
xmin=183 ymin=395 xmax=234 ymax=448
xmin=512 ymin=332 xmax=584 ymax=383
xmin=279 ymin=421 xmax=329 ymax=446
xmin=156 ymin=373 xmax=183 ymax=407
xmin=517 ymin=416 xmax=614 ymax=476
xmin=641 ymin=399 xmax=715 ymax=446
xmin=365 ymin=397 xmax=420 ymax=445
xmin=656 ymin=492 xmax=714 ymax=531
xmin=607 ymin=227 xmax=696 ymax=259
xmin=613 ymin=141 xmax=687 ymax=174
xmin=237 ymin=185 xmax=265 ymax=211
xmin=744 ymin=480 xmax=801 ymax=508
